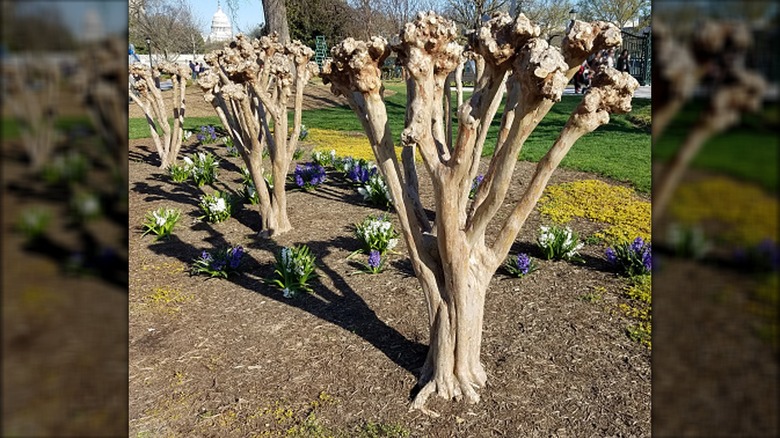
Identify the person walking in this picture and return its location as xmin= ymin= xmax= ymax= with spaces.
xmin=574 ymin=60 xmax=591 ymax=94
xmin=189 ymin=60 xmax=197 ymax=80
xmin=193 ymin=61 xmax=201 ymax=80
xmin=605 ymin=48 xmax=615 ymax=69
xmin=616 ymin=49 xmax=631 ymax=73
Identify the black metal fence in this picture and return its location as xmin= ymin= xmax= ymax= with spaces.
xmin=621 ymin=30 xmax=652 ymax=86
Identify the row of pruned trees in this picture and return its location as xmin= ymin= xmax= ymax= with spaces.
xmin=130 ymin=10 xmax=639 ymax=413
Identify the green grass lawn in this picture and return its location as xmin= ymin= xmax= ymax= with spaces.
xmin=2 ymin=115 xmax=94 ymax=140
xmin=129 ymin=80 xmax=652 ymax=192
xmin=654 ymin=100 xmax=779 ymax=192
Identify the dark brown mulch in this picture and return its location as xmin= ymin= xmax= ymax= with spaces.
xmin=128 ymin=138 xmax=651 ymax=437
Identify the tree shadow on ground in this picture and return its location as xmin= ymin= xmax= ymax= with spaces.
xmin=147 ymin=222 xmax=428 ymax=377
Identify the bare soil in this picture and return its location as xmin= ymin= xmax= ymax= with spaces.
xmin=2 ymin=136 xmax=127 ymax=435
xmin=128 ymin=137 xmax=651 ymax=437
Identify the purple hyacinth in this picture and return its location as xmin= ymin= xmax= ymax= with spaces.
xmin=368 ymin=250 xmax=381 ymax=270
xmin=228 ymin=246 xmax=244 ymax=269
xmin=516 ymin=253 xmax=531 ymax=275
xmin=630 ymin=237 xmax=645 ymax=254
xmin=294 ymin=163 xmax=326 ymax=189
xmin=201 ymin=250 xmax=213 ymax=262
xmin=606 ymin=247 xmax=616 ymax=264
xmin=211 ymin=259 xmax=226 ymax=271
xmin=642 ymin=247 xmax=652 ymax=272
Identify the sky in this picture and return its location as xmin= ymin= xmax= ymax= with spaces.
xmin=15 ymin=1 xmax=127 ymax=40
xmin=188 ymin=0 xmax=265 ymax=36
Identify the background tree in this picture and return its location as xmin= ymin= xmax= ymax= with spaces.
xmin=129 ymin=0 xmax=203 ymax=61
xmin=198 ymin=35 xmax=317 ymax=235
xmin=444 ymin=0 xmax=509 ymax=33
xmin=2 ymin=2 xmax=77 ymax=52
xmin=287 ymin=0 xmax=356 ymax=47
xmin=516 ymin=0 xmax=576 ymax=44
xmin=322 ymin=12 xmax=637 ymax=413
xmin=576 ymin=0 xmax=650 ymax=29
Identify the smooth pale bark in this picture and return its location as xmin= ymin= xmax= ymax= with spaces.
xmin=5 ymin=58 xmax=61 ymax=170
xmin=322 ymin=12 xmax=638 ymax=415
xmin=84 ymin=38 xmax=129 ymax=188
xmin=198 ymin=35 xmax=316 ymax=236
xmin=129 ymin=61 xmax=189 ymax=169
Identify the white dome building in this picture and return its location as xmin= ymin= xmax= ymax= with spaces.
xmin=205 ymin=2 xmax=233 ymax=43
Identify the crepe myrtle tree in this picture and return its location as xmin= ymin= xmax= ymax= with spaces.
xmin=129 ymin=61 xmax=189 ymax=169
xmin=321 ymin=12 xmax=638 ymax=413
xmin=3 ymin=58 xmax=62 ymax=171
xmin=197 ymin=34 xmax=317 ymax=236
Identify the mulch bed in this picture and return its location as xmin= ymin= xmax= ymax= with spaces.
xmin=128 ymin=137 xmax=651 ymax=437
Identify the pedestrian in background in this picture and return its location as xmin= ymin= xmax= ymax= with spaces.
xmin=616 ymin=49 xmax=631 ymax=73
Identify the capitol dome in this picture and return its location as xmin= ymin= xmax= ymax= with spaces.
xmin=206 ymin=2 xmax=233 ymax=43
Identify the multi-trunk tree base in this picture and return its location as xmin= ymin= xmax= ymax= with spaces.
xmin=322 ymin=12 xmax=638 ymax=412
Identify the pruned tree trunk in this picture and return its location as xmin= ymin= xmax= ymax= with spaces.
xmin=651 ymin=20 xmax=766 ymax=219
xmin=83 ymin=37 xmax=128 ymax=189
xmin=322 ymin=13 xmax=638 ymax=414
xmin=4 ymin=57 xmax=61 ymax=171
xmin=198 ymin=34 xmax=316 ymax=236
xmin=129 ymin=61 xmax=189 ymax=169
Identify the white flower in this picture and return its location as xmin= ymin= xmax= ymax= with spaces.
xmin=78 ymin=195 xmax=100 ymax=216
xmin=210 ymin=197 xmax=227 ymax=212
xmin=153 ymin=211 xmax=166 ymax=227
xmin=281 ymin=247 xmax=291 ymax=267
xmin=387 ymin=238 xmax=398 ymax=250
xmin=358 ymin=186 xmax=370 ymax=200
xmin=294 ymin=265 xmax=305 ymax=278
xmin=282 ymin=288 xmax=293 ymax=299
xmin=183 ymin=156 xmax=193 ymax=167
xmin=197 ymin=152 xmax=206 ymax=162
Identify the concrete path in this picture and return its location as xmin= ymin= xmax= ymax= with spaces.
xmin=563 ymin=85 xmax=651 ymax=99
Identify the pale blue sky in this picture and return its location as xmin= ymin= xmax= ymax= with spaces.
xmin=188 ymin=0 xmax=265 ymax=36
xmin=15 ymin=1 xmax=127 ymax=39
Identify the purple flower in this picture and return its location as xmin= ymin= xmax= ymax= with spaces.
xmin=630 ymin=237 xmax=645 ymax=254
xmin=294 ymin=163 xmax=327 ymax=189
xmin=228 ymin=246 xmax=244 ymax=269
xmin=201 ymin=250 xmax=213 ymax=261
xmin=211 ymin=259 xmax=226 ymax=271
xmin=642 ymin=247 xmax=652 ymax=272
xmin=196 ymin=133 xmax=205 ymax=142
xmin=606 ymin=247 xmax=616 ymax=264
xmin=368 ymin=250 xmax=381 ymax=270
xmin=516 ymin=253 xmax=531 ymax=275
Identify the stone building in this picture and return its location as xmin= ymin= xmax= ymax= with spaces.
xmin=204 ymin=2 xmax=233 ymax=44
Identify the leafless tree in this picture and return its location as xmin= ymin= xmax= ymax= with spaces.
xmin=576 ymin=0 xmax=650 ymax=28
xmin=516 ymin=0 xmax=575 ymax=43
xmin=129 ymin=0 xmax=203 ymax=61
xmin=128 ymin=61 xmax=189 ymax=169
xmin=198 ymin=34 xmax=317 ymax=236
xmin=445 ymin=0 xmax=509 ymax=33
xmin=322 ymin=12 xmax=638 ymax=413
